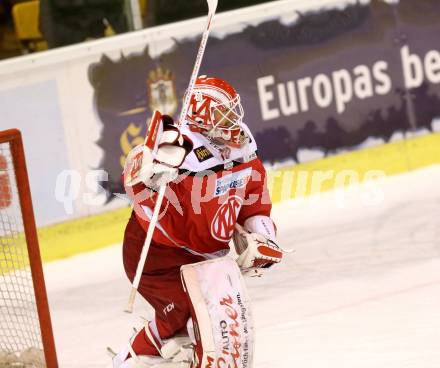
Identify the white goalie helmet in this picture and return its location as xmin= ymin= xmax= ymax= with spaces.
xmin=186 ymin=75 xmax=248 ymax=148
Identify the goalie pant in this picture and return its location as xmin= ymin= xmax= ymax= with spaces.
xmin=122 ymin=211 xmax=206 ymax=358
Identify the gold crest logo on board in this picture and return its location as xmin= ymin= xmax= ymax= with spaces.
xmin=147 ymin=66 xmax=178 ymax=117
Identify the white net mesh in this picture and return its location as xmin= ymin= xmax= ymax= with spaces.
xmin=0 ymin=141 xmax=45 ymax=367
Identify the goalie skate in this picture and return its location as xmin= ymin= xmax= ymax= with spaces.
xmin=109 ymin=333 xmax=194 ymax=368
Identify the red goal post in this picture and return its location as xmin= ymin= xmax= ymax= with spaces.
xmin=0 ymin=129 xmax=58 ymax=367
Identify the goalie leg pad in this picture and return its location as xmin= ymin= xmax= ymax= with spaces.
xmin=181 ymin=257 xmax=254 ymax=368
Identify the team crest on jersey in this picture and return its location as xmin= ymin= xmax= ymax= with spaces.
xmin=214 ymin=168 xmax=251 ymax=197
xmin=211 ymin=196 xmax=243 ymax=242
xmin=194 ymin=146 xmax=214 ymax=162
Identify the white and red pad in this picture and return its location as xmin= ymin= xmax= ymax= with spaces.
xmin=123 ymin=111 xmax=163 ymax=188
xmin=181 ymin=257 xmax=254 ymax=368
xmin=145 ymin=110 xmax=164 ymax=152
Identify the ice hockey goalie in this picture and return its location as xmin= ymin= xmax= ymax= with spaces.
xmin=112 ymin=76 xmax=283 ymax=368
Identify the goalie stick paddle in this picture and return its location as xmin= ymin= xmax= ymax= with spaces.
xmin=124 ymin=112 xmax=164 ymax=313
xmin=125 ymin=0 xmax=219 ymax=314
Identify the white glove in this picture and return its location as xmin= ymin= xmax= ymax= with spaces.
xmin=124 ymin=115 xmax=192 ymax=189
xmin=233 ymin=223 xmax=283 ymax=276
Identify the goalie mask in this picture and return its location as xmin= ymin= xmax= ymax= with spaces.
xmin=186 ymin=76 xmax=248 ymax=148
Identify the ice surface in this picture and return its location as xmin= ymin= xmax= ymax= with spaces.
xmin=43 ymin=165 xmax=440 ymax=367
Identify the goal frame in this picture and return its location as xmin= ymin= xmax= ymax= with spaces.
xmin=0 ymin=129 xmax=58 ymax=368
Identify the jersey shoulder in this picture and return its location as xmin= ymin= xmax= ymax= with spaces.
xmin=180 ymin=123 xmax=258 ymax=173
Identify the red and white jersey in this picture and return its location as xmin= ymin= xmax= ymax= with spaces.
xmin=126 ymin=123 xmax=272 ymax=258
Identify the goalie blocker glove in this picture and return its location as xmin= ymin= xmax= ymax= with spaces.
xmin=123 ymin=115 xmax=193 ymax=190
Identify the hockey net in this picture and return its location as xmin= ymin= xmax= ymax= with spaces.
xmin=0 ymin=129 xmax=57 ymax=367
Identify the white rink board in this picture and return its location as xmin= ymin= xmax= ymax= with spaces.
xmin=43 ymin=165 xmax=440 ymax=367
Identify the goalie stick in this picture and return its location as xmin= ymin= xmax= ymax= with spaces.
xmin=125 ymin=0 xmax=219 ymax=313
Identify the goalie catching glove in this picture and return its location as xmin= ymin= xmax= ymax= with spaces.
xmin=124 ymin=115 xmax=193 ymax=189
xmin=233 ymin=221 xmax=283 ymax=276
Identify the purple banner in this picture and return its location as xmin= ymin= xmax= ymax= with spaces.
xmin=88 ymin=0 xmax=440 ymax=197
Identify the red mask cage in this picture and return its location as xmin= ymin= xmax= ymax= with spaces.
xmin=186 ymin=76 xmax=247 ymax=148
